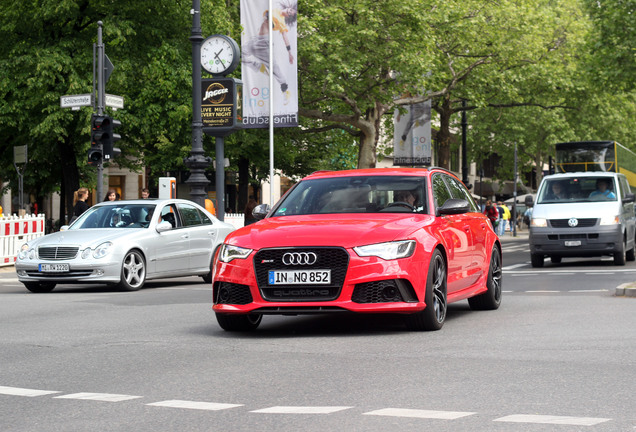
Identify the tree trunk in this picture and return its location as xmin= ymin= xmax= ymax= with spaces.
xmin=57 ymin=137 xmax=80 ymax=224
xmin=357 ymin=103 xmax=385 ymax=169
xmin=435 ymin=97 xmax=452 ymax=170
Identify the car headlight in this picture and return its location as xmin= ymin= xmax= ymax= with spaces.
xmin=354 ymin=240 xmax=416 ymax=260
xmin=18 ymin=243 xmax=30 ymax=260
xmin=219 ymin=244 xmax=253 ymax=262
xmin=600 ymin=215 xmax=620 ymax=225
xmin=93 ymin=242 xmax=113 ymax=259
xmin=530 ymin=218 xmax=547 ymax=228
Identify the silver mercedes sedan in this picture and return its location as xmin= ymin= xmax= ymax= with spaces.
xmin=15 ymin=199 xmax=235 ymax=293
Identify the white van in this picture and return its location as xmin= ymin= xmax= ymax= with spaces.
xmin=528 ymin=172 xmax=636 ymax=266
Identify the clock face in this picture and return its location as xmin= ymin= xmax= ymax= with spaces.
xmin=201 ymin=36 xmax=236 ymax=75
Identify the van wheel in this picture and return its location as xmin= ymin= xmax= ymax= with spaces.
xmin=614 ymin=241 xmax=626 ymax=266
xmin=530 ymin=253 xmax=544 ymax=268
xmin=627 ymin=244 xmax=635 ymax=262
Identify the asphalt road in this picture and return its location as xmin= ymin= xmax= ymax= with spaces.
xmin=1 ymin=239 xmax=635 ymax=431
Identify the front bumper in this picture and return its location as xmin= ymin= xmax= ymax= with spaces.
xmin=529 ymin=225 xmax=622 ymax=257
xmin=212 ymin=248 xmax=429 ymax=315
xmin=15 ymin=259 xmax=122 ymax=284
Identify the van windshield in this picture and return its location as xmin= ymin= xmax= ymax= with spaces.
xmin=537 ymin=177 xmax=617 ymax=204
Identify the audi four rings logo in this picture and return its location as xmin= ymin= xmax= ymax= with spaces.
xmin=282 ymin=252 xmax=318 ymax=265
xmin=568 ymin=218 xmax=579 ymax=227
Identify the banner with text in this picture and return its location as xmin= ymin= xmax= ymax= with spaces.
xmin=393 ymin=100 xmax=432 ymax=166
xmin=240 ymin=0 xmax=298 ymax=128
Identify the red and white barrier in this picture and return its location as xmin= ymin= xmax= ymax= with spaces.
xmin=0 ymin=214 xmax=46 ymax=267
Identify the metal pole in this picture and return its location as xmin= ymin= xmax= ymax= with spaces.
xmin=268 ymin=0 xmax=274 ymax=206
xmin=96 ymin=21 xmax=104 ymax=203
xmin=185 ymin=0 xmax=212 ymax=210
xmin=513 ymin=143 xmax=518 ymax=237
xmin=215 ymin=137 xmax=225 ymax=221
xmin=461 ymin=100 xmax=468 ymax=185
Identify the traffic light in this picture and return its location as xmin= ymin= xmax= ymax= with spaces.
xmin=90 ymin=114 xmax=121 ymax=162
xmin=87 ymin=145 xmax=102 ymax=165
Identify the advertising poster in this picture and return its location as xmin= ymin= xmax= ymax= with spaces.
xmin=240 ymin=0 xmax=299 ymax=128
xmin=393 ymin=100 xmax=432 ymax=166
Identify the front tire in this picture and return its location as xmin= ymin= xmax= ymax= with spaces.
xmin=23 ymin=282 xmax=56 ymax=293
xmin=469 ymin=245 xmax=502 ymax=310
xmin=530 ymin=253 xmax=544 ymax=268
xmin=405 ymin=249 xmax=447 ymax=331
xmin=118 ymin=250 xmax=146 ymax=291
xmin=614 ymin=241 xmax=626 ymax=266
xmin=216 ymin=313 xmax=262 ymax=331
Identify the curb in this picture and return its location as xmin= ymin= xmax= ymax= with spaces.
xmin=615 ymin=283 xmax=636 ymax=297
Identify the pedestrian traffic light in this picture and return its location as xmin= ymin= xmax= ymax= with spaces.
xmin=90 ymin=114 xmax=121 ymax=162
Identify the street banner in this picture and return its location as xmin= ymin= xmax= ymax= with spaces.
xmin=240 ymin=0 xmax=298 ymax=128
xmin=393 ymin=100 xmax=432 ymax=166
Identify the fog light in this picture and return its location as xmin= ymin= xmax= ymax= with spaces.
xmin=218 ymin=287 xmax=231 ymax=303
xmin=381 ymin=285 xmax=400 ymax=301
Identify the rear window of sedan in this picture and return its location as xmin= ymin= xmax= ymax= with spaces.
xmin=272 ymin=176 xmax=428 ymax=216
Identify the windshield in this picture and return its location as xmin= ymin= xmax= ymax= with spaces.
xmin=537 ymin=177 xmax=617 ymax=204
xmin=70 ymin=204 xmax=156 ymax=229
xmin=272 ymin=176 xmax=428 ymax=216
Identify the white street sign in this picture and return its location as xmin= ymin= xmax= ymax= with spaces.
xmin=105 ymin=94 xmax=124 ymax=109
xmin=60 ymin=94 xmax=92 ymax=108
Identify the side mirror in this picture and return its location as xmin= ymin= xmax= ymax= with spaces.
xmin=60 ymin=225 xmax=69 ymax=231
xmin=252 ymin=204 xmax=270 ymax=221
xmin=156 ymin=221 xmax=173 ymax=232
xmin=624 ymin=193 xmax=635 ymax=204
xmin=437 ymin=198 xmax=470 ymax=216
xmin=525 ymin=195 xmax=534 ymax=207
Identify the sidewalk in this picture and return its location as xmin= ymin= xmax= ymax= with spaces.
xmin=498 ymin=229 xmax=529 ymax=243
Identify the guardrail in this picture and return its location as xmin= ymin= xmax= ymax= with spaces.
xmin=0 ymin=214 xmax=46 ymax=267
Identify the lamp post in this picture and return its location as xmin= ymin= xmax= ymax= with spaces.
xmin=185 ymin=0 xmax=212 ymax=208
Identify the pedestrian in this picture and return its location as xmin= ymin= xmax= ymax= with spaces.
xmin=141 ymin=188 xmax=150 ymax=199
xmin=71 ymin=187 xmax=90 ymax=223
xmin=104 ymin=189 xmax=119 ymax=201
xmin=483 ymin=200 xmax=498 ymax=230
xmin=497 ymin=201 xmax=511 ymax=236
xmin=244 ymin=196 xmax=258 ymax=225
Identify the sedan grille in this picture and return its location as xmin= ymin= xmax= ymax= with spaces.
xmin=38 ymin=246 xmax=79 ymax=260
xmin=214 ymin=282 xmax=253 ymax=305
xmin=254 ymin=247 xmax=349 ymax=301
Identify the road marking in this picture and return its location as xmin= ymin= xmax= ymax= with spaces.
xmin=251 ymin=406 xmax=352 ymax=414
xmin=494 ymin=414 xmax=610 ymax=426
xmin=569 ymin=289 xmax=609 ymax=293
xmin=364 ymin=408 xmax=475 ymax=420
xmin=503 ymin=263 xmax=527 ymax=270
xmin=526 ymin=290 xmax=560 ymax=293
xmin=0 ymin=385 xmax=61 ymax=397
xmin=53 ymin=392 xmax=142 ymax=402
xmin=147 ymin=400 xmax=243 ymax=411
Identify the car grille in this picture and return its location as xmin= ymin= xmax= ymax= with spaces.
xmin=214 ymin=282 xmax=253 ymax=305
xmin=25 ymin=270 xmax=92 ymax=278
xmin=38 ymin=246 xmax=79 ymax=260
xmin=549 ymin=218 xmax=597 ymax=228
xmin=352 ymin=279 xmax=418 ymax=303
xmin=254 ymin=247 xmax=349 ymax=301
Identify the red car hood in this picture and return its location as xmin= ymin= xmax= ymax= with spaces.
xmin=226 ymin=214 xmax=435 ymax=250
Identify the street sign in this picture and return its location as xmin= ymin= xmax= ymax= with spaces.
xmin=13 ymin=145 xmax=27 ymax=164
xmin=104 ymin=54 xmax=115 ymax=83
xmin=105 ymin=94 xmax=124 ymax=110
xmin=60 ymin=94 xmax=92 ymax=109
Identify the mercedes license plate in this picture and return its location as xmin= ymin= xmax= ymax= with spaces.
xmin=268 ymin=269 xmax=331 ymax=285
xmin=39 ymin=263 xmax=70 ymax=273
xmin=564 ymin=240 xmax=581 ymax=247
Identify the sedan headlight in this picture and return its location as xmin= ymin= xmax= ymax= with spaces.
xmin=530 ymin=218 xmax=547 ymax=228
xmin=600 ymin=215 xmax=620 ymax=225
xmin=18 ymin=243 xmax=30 ymax=260
xmin=93 ymin=242 xmax=113 ymax=259
xmin=354 ymin=240 xmax=416 ymax=260
xmin=219 ymin=244 xmax=253 ymax=262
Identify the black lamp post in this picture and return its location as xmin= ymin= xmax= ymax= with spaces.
xmin=185 ymin=0 xmax=212 ymax=208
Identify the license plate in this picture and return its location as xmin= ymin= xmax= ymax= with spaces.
xmin=268 ymin=269 xmax=331 ymax=285
xmin=565 ymin=241 xmax=581 ymax=247
xmin=39 ymin=263 xmax=70 ymax=273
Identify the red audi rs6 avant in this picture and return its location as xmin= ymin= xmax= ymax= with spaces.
xmin=212 ymin=168 xmax=502 ymax=331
